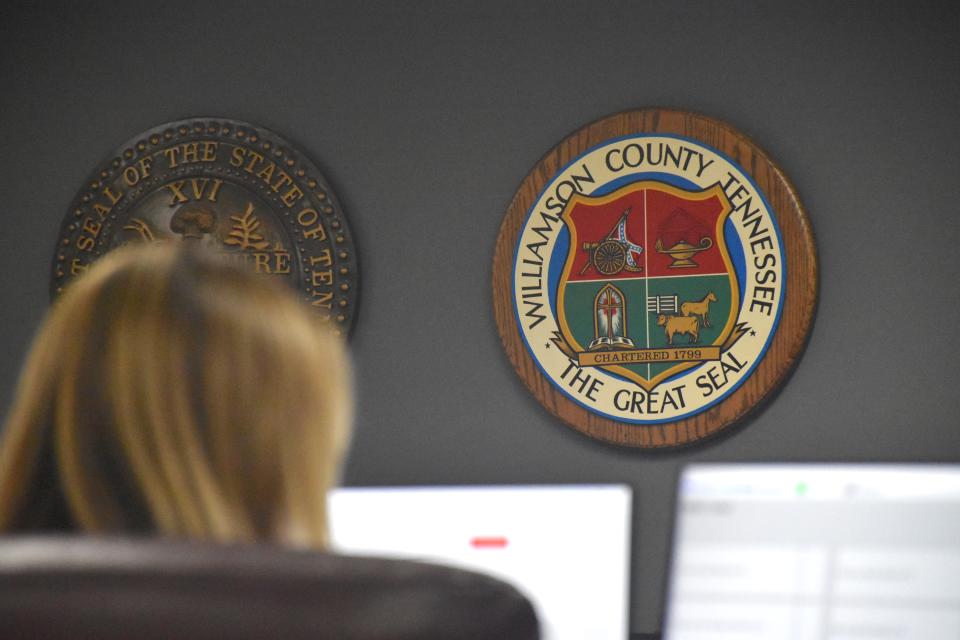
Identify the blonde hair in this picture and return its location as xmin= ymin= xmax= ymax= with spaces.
xmin=0 ymin=244 xmax=352 ymax=548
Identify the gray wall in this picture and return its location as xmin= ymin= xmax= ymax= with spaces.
xmin=1 ymin=1 xmax=958 ymax=634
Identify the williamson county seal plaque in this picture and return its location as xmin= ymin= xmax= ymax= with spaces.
xmin=51 ymin=117 xmax=358 ymax=335
xmin=493 ymin=109 xmax=817 ymax=448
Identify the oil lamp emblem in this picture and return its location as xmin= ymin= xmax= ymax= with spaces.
xmin=655 ymin=207 xmax=713 ymax=268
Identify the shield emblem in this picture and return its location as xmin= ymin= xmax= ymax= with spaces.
xmin=556 ymin=180 xmax=738 ymax=390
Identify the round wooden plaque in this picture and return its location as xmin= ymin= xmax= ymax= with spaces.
xmin=492 ymin=109 xmax=817 ymax=448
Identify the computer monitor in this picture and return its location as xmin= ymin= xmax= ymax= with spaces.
xmin=662 ymin=464 xmax=960 ymax=640
xmin=329 ymin=485 xmax=632 ymax=640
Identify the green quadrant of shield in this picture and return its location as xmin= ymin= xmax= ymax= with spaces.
xmin=562 ymin=274 xmax=733 ymax=381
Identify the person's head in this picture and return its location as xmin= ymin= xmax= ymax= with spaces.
xmin=0 ymin=243 xmax=352 ymax=548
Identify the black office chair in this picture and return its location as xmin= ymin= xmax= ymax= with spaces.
xmin=0 ymin=536 xmax=539 ymax=640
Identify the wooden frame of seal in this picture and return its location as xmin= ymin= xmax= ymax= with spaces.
xmin=492 ymin=108 xmax=818 ymax=449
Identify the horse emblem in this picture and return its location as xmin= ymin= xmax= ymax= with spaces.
xmin=555 ymin=181 xmax=740 ymax=390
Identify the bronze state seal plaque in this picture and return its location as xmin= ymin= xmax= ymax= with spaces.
xmin=52 ymin=117 xmax=358 ymax=335
xmin=493 ymin=109 xmax=817 ymax=448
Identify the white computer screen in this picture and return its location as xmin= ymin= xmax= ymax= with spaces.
xmin=329 ymin=485 xmax=632 ymax=640
xmin=663 ymin=464 xmax=960 ymax=640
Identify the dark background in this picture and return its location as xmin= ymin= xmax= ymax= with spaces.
xmin=1 ymin=1 xmax=958 ymax=634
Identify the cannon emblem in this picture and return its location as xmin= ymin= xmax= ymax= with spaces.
xmin=579 ymin=207 xmax=644 ymax=276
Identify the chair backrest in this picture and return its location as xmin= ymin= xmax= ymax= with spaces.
xmin=0 ymin=536 xmax=540 ymax=640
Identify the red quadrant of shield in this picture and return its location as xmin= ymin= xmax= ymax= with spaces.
xmin=563 ymin=185 xmax=730 ymax=280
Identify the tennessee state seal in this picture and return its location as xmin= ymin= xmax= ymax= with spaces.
xmin=51 ymin=117 xmax=358 ymax=336
xmin=493 ymin=109 xmax=817 ymax=448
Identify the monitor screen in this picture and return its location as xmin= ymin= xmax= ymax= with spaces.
xmin=663 ymin=464 xmax=960 ymax=640
xmin=329 ymin=485 xmax=632 ymax=640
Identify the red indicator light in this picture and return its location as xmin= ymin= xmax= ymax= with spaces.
xmin=470 ymin=536 xmax=509 ymax=549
